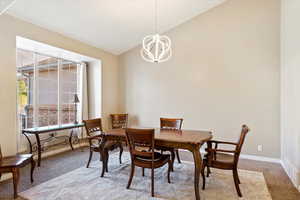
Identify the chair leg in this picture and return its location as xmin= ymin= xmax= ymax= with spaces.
xmin=201 ymin=164 xmax=206 ymax=190
xmin=30 ymin=158 xmax=35 ymax=183
xmin=233 ymin=169 xmax=242 ymax=197
xmin=175 ymin=149 xmax=181 ymax=163
xmin=127 ymin=163 xmax=135 ymax=189
xmin=235 ymin=168 xmax=241 ymax=184
xmin=206 ymin=166 xmax=211 ymax=177
xmin=151 ymin=167 xmax=154 ymax=197
xmin=119 ymin=144 xmax=123 ymax=164
xmin=167 ymin=160 xmax=171 ymax=183
xmin=12 ymin=168 xmax=20 ymax=199
xmin=170 ymin=150 xmax=175 ymax=172
xmin=142 ymin=168 xmax=145 ymax=177
xmin=105 ymin=150 xmax=109 ymax=172
xmin=101 ymin=151 xmax=107 ymax=177
xmin=86 ymin=150 xmax=93 ymax=168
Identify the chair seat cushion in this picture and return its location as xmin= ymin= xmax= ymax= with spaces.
xmin=91 ymin=141 xmax=120 ymax=151
xmin=135 ymin=152 xmax=170 ymax=168
xmin=204 ymin=152 xmax=235 ymax=169
xmin=0 ymin=154 xmax=33 ymax=168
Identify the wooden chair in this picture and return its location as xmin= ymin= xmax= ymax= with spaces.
xmin=156 ymin=118 xmax=183 ymax=167
xmin=110 ymin=114 xmax=128 ymax=129
xmin=83 ymin=118 xmax=123 ymax=177
xmin=125 ymin=128 xmax=172 ymax=197
xmin=0 ymin=146 xmax=35 ymax=199
xmin=202 ymin=125 xmax=250 ymax=197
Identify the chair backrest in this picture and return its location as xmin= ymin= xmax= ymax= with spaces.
xmin=125 ymin=128 xmax=155 ymax=161
xmin=234 ymin=125 xmax=250 ymax=163
xmin=83 ymin=118 xmax=103 ymax=137
xmin=160 ymin=118 xmax=183 ymax=130
xmin=111 ymin=114 xmax=128 ymax=129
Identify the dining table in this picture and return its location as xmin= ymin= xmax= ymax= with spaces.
xmin=102 ymin=128 xmax=213 ymax=200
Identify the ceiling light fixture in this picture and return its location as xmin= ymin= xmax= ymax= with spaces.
xmin=141 ymin=0 xmax=172 ymax=63
xmin=0 ymin=0 xmax=17 ymax=16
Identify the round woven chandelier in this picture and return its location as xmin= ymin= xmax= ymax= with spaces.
xmin=141 ymin=0 xmax=172 ymax=63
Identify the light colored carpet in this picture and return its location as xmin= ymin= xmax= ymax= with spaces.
xmin=19 ymin=152 xmax=272 ymax=200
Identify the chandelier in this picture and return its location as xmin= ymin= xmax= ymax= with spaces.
xmin=0 ymin=0 xmax=17 ymax=15
xmin=141 ymin=0 xmax=172 ymax=63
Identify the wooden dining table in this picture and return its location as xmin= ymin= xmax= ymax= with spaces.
xmin=102 ymin=128 xmax=213 ymax=200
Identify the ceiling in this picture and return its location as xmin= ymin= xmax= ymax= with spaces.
xmin=7 ymin=0 xmax=227 ymax=55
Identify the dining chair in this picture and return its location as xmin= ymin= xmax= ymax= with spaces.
xmin=125 ymin=128 xmax=172 ymax=197
xmin=110 ymin=114 xmax=128 ymax=129
xmin=0 ymin=145 xmax=35 ymax=199
xmin=83 ymin=118 xmax=123 ymax=177
xmin=156 ymin=118 xmax=183 ymax=168
xmin=202 ymin=125 xmax=250 ymax=197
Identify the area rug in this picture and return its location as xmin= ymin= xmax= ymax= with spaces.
xmin=19 ymin=152 xmax=272 ymax=200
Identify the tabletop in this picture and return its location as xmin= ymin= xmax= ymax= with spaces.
xmin=22 ymin=123 xmax=84 ymax=134
xmin=104 ymin=128 xmax=213 ymax=145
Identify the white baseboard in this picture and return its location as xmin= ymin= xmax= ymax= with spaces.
xmin=193 ymin=149 xmax=281 ymax=164
xmin=239 ymin=154 xmax=281 ymax=163
xmin=280 ymin=158 xmax=300 ymax=192
xmin=34 ymin=142 xmax=88 ymax=160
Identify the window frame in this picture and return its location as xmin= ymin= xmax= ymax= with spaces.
xmin=17 ymin=48 xmax=82 ymax=129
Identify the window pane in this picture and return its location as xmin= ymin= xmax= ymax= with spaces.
xmin=17 ymin=49 xmax=34 ymax=129
xmin=17 ymin=49 xmax=81 ymax=130
xmin=60 ymin=60 xmax=78 ymax=125
xmin=37 ymin=54 xmax=58 ymax=127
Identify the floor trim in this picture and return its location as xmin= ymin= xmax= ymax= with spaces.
xmin=280 ymin=159 xmax=300 ymax=192
xmin=239 ymin=154 xmax=281 ymax=163
xmin=189 ymin=149 xmax=281 ymax=163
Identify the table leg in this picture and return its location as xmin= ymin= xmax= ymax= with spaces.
xmin=192 ymin=146 xmax=202 ymax=200
xmin=12 ymin=168 xmax=20 ymax=199
xmin=35 ymin=134 xmax=42 ymax=167
xmin=22 ymin=132 xmax=33 ymax=154
xmin=69 ymin=129 xmax=74 ymax=150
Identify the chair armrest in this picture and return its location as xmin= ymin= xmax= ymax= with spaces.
xmin=208 ymin=140 xmax=238 ymax=146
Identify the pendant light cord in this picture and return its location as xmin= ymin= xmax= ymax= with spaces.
xmin=155 ymin=0 xmax=158 ymax=34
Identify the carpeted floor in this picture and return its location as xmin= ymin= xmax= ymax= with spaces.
xmin=19 ymin=152 xmax=271 ymax=200
xmin=0 ymin=147 xmax=299 ymax=200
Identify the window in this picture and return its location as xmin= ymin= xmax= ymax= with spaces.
xmin=17 ymin=49 xmax=81 ymax=129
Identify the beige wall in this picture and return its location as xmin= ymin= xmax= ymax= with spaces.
xmin=281 ymin=0 xmax=300 ymax=189
xmin=120 ymin=0 xmax=280 ymax=158
xmin=0 ymin=14 xmax=121 ymax=156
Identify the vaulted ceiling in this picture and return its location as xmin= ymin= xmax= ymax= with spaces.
xmin=8 ymin=0 xmax=227 ymax=55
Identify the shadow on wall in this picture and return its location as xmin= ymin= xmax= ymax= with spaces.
xmin=129 ymin=115 xmax=139 ymax=127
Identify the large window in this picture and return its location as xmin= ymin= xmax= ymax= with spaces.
xmin=17 ymin=49 xmax=81 ymax=129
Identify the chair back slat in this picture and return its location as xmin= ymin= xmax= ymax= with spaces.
xmin=111 ymin=114 xmax=128 ymax=129
xmin=160 ymin=118 xmax=183 ymax=130
xmin=234 ymin=125 xmax=250 ymax=163
xmin=125 ymin=128 xmax=155 ymax=159
xmin=83 ymin=118 xmax=103 ymax=137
